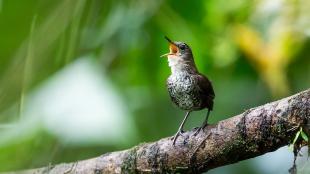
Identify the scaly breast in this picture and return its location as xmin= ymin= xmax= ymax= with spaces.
xmin=167 ymin=73 xmax=200 ymax=110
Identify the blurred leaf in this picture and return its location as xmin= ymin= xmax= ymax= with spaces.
xmin=293 ymin=129 xmax=301 ymax=145
xmin=300 ymin=128 xmax=308 ymax=142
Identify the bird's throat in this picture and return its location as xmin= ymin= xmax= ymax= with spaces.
xmin=168 ymin=58 xmax=197 ymax=74
xmin=168 ymin=57 xmax=181 ymax=67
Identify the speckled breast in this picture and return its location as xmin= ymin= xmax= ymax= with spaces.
xmin=167 ymin=73 xmax=203 ymax=110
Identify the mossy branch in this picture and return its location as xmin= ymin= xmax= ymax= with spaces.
xmin=8 ymin=89 xmax=310 ymax=174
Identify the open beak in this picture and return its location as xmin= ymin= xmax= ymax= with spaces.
xmin=160 ymin=36 xmax=179 ymax=57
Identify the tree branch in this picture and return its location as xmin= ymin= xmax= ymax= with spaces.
xmin=11 ymin=89 xmax=310 ymax=174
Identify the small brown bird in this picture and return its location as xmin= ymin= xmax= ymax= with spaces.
xmin=161 ymin=37 xmax=215 ymax=145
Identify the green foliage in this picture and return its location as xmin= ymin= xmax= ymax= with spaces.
xmin=300 ymin=128 xmax=308 ymax=142
xmin=289 ymin=127 xmax=308 ymax=151
xmin=0 ymin=0 xmax=309 ymax=173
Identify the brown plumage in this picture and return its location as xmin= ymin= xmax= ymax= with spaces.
xmin=161 ymin=37 xmax=215 ymax=145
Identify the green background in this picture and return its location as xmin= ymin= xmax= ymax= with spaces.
xmin=0 ymin=0 xmax=309 ymax=173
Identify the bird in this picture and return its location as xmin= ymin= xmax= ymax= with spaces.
xmin=161 ymin=36 xmax=215 ymax=145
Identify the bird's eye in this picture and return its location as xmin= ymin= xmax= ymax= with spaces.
xmin=179 ymin=44 xmax=186 ymax=50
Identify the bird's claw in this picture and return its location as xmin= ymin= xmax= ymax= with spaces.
xmin=193 ymin=127 xmax=202 ymax=136
xmin=194 ymin=123 xmax=208 ymax=136
xmin=171 ymin=130 xmax=185 ymax=145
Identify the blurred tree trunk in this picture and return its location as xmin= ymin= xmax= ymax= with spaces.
xmin=7 ymin=89 xmax=310 ymax=174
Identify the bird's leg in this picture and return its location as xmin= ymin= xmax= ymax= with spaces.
xmin=194 ymin=109 xmax=210 ymax=136
xmin=201 ymin=109 xmax=211 ymax=129
xmin=172 ymin=111 xmax=191 ymax=145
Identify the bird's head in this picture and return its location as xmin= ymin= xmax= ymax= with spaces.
xmin=161 ymin=36 xmax=196 ymax=71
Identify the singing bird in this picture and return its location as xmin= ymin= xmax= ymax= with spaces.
xmin=161 ymin=37 xmax=215 ymax=145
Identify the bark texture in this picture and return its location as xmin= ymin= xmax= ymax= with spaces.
xmin=9 ymin=89 xmax=310 ymax=174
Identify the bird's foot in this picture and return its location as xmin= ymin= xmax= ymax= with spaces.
xmin=171 ymin=130 xmax=185 ymax=145
xmin=193 ymin=124 xmax=208 ymax=136
xmin=193 ymin=127 xmax=202 ymax=136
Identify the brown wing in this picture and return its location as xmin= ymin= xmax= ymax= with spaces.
xmin=196 ymin=73 xmax=215 ymax=110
